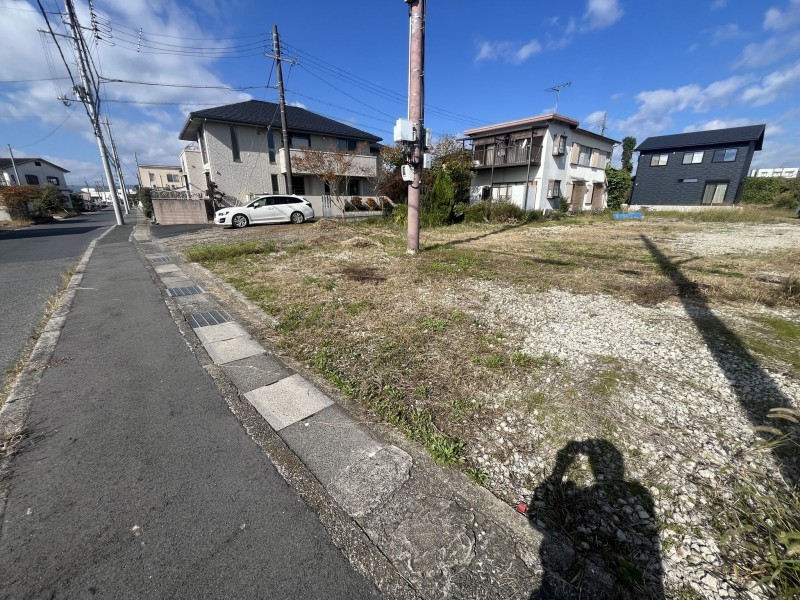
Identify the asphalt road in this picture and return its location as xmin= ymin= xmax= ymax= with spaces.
xmin=0 ymin=210 xmax=116 ymax=381
xmin=0 ymin=224 xmax=378 ymax=597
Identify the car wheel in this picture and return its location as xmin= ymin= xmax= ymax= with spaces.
xmin=231 ymin=214 xmax=248 ymax=228
xmin=290 ymin=211 xmax=305 ymax=224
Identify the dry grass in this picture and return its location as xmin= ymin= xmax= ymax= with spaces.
xmin=0 ymin=426 xmax=26 ymax=458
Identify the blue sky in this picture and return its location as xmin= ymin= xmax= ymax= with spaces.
xmin=1 ymin=0 xmax=799 ymax=187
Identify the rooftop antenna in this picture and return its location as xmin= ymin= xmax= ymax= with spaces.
xmin=545 ymin=81 xmax=571 ymax=114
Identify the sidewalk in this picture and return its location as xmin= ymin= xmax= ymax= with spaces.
xmin=1 ymin=215 xmax=617 ymax=598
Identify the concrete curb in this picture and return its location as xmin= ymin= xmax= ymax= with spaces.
xmin=0 ymin=224 xmax=116 ymax=529
xmin=133 ymin=222 xmax=618 ymax=599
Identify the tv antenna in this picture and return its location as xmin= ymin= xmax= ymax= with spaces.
xmin=545 ymin=81 xmax=571 ymax=114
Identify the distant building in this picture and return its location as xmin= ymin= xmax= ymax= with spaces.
xmin=463 ymin=114 xmax=617 ymax=211
xmin=749 ymin=167 xmax=798 ymax=179
xmin=631 ymin=125 xmax=765 ymax=206
xmin=137 ymin=164 xmax=183 ymax=190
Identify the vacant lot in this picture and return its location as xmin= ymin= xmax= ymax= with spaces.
xmin=165 ymin=211 xmax=800 ymax=599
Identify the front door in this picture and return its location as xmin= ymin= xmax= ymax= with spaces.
xmin=591 ymin=183 xmax=604 ymax=209
xmin=702 ymin=181 xmax=728 ymax=205
xmin=571 ymin=181 xmax=586 ymax=212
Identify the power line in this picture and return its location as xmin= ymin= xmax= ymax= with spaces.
xmin=0 ymin=77 xmax=72 ymax=84
xmin=105 ymin=18 xmax=267 ymax=41
xmin=99 ymin=77 xmax=270 ymax=91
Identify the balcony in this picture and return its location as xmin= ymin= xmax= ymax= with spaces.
xmin=277 ymin=148 xmax=377 ymax=178
xmin=472 ymin=144 xmax=542 ymax=169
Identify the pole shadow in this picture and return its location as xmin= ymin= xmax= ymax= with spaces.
xmin=640 ymin=235 xmax=799 ymax=488
xmin=528 ymin=439 xmax=664 ymax=599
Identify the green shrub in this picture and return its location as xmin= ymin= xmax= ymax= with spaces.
xmin=34 ymin=184 xmax=65 ymax=216
xmin=392 ymin=202 xmax=408 ymax=226
xmin=462 ymin=201 xmax=492 ymax=223
xmin=69 ymin=192 xmax=85 ymax=212
xmin=136 ymin=187 xmax=154 ymax=219
xmin=421 ymin=170 xmax=457 ymax=227
xmin=742 ymin=177 xmax=800 ymax=206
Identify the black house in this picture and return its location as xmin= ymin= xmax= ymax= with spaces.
xmin=630 ymin=124 xmax=765 ymax=206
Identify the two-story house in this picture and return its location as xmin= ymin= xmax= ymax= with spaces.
xmin=463 ymin=114 xmax=617 ymax=212
xmin=630 ymin=124 xmax=765 ymax=207
xmin=137 ymin=164 xmax=184 ymax=190
xmin=177 ymin=100 xmax=382 ymax=213
xmin=0 ymin=157 xmax=72 ymax=200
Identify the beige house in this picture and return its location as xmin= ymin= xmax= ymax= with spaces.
xmin=137 ymin=164 xmax=183 ymax=190
xmin=464 ymin=114 xmax=617 ymax=212
xmin=177 ymin=100 xmax=382 ymax=215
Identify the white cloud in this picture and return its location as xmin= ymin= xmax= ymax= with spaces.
xmin=687 ymin=43 xmax=700 ymax=53
xmin=616 ymin=75 xmax=751 ymax=137
xmin=475 ymin=39 xmax=542 ymax=64
xmin=583 ymin=110 xmax=607 ymax=131
xmin=764 ymin=0 xmax=800 ymax=31
xmin=289 ymin=101 xmax=307 ymax=109
xmin=682 ymin=118 xmax=750 ymax=133
xmin=583 ymin=0 xmax=623 ymax=30
xmin=711 ymin=23 xmax=746 ymax=45
xmin=741 ymin=60 xmax=800 ymax=105
xmin=711 ymin=0 xmax=727 ymax=9
xmin=736 ymin=31 xmax=800 ymax=69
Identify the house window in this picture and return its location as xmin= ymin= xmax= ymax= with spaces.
xmin=682 ymin=151 xmax=704 ymax=164
xmin=337 ymin=139 xmax=357 ymax=151
xmin=25 ymin=174 xmax=40 ymax=185
xmin=149 ymin=173 xmax=155 ymax=184
xmin=712 ymin=148 xmax=738 ymax=162
xmin=577 ymin=145 xmax=592 ymax=166
xmin=47 ymin=176 xmax=60 ymax=185
xmin=349 ymin=179 xmax=360 ymax=196
xmin=199 ymin=128 xmax=208 ymax=163
xmin=553 ymin=135 xmax=567 ymax=156
xmin=290 ymin=134 xmax=310 ymax=149
xmin=230 ymin=126 xmax=241 ymax=162
xmin=547 ymin=180 xmax=562 ymax=198
xmin=34 ymin=161 xmax=41 ymax=166
xmin=271 ymin=174 xmax=279 ymax=193
xmin=678 ymin=178 xmax=699 ymax=183
xmin=650 ymin=154 xmax=669 ymax=166
xmin=291 ymin=175 xmax=305 ymax=195
xmin=267 ymin=131 xmax=276 ymax=164
xmin=166 ymin=174 xmax=180 ymax=183
xmin=702 ymin=181 xmax=729 ymax=205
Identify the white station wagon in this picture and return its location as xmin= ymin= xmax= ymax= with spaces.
xmin=214 ymin=195 xmax=315 ymax=228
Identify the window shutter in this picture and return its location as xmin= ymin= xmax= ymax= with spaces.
xmin=570 ymin=143 xmax=580 ymax=164
xmin=590 ymin=149 xmax=600 ymax=167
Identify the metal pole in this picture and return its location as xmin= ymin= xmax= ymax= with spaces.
xmin=64 ymin=0 xmax=123 ymax=226
xmin=105 ymin=118 xmax=130 ymax=213
xmin=524 ymin=128 xmax=534 ymax=211
xmin=273 ymin=25 xmax=293 ymax=195
xmin=406 ymin=0 xmax=425 ymax=254
xmin=7 ymin=144 xmax=20 ymax=185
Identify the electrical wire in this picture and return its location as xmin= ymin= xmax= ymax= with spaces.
xmin=99 ymin=77 xmax=271 ymax=91
xmin=19 ymin=106 xmax=78 ymax=148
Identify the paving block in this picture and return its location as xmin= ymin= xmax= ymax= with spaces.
xmin=154 ymin=264 xmax=181 ymax=274
xmin=244 ymin=374 xmax=333 ymax=431
xmin=204 ymin=336 xmax=265 ymax=365
xmin=194 ymin=322 xmax=249 ymax=344
xmin=280 ymin=405 xmax=384 ymax=485
xmin=221 ymin=354 xmax=292 ymax=393
xmin=327 ymin=445 xmax=412 ymax=518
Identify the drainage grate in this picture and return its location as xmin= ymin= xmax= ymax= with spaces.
xmin=150 ymin=257 xmax=171 ymax=264
xmin=187 ymin=311 xmax=233 ymax=328
xmin=165 ymin=286 xmax=204 ymax=297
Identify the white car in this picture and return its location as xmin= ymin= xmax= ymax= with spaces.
xmin=214 ymin=195 xmax=315 ymax=228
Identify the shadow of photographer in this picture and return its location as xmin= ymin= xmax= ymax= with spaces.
xmin=528 ymin=439 xmax=664 ymax=599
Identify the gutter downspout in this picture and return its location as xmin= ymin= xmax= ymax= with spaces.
xmin=523 ymin=127 xmax=534 ymax=211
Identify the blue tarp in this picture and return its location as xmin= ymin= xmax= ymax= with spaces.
xmin=612 ymin=212 xmax=644 ymax=219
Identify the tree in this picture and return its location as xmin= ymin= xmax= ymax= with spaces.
xmin=376 ymin=144 xmax=408 ymax=205
xmin=605 ymin=164 xmax=632 ymax=210
xmin=422 ymin=170 xmax=457 ymax=227
xmin=621 ymin=136 xmax=637 ymax=173
xmin=424 ymin=134 xmax=473 ymax=207
xmin=136 ymin=187 xmax=153 ymax=219
xmin=0 ymin=185 xmax=38 ymax=218
xmin=292 ymin=143 xmax=374 ymax=220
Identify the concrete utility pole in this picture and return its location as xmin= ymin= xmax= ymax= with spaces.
xmin=405 ymin=0 xmax=425 ymax=254
xmin=134 ymin=151 xmax=142 ymax=187
xmin=272 ymin=25 xmax=293 ymax=195
xmin=7 ymin=144 xmax=20 ymax=184
xmin=104 ymin=118 xmax=130 ymax=214
xmin=64 ymin=0 xmax=123 ymax=225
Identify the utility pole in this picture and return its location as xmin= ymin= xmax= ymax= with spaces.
xmin=134 ymin=151 xmax=142 ymax=187
xmin=405 ymin=0 xmax=425 ymax=254
xmin=7 ymin=144 xmax=20 ymax=185
xmin=600 ymin=112 xmax=608 ymax=136
xmin=271 ymin=25 xmax=293 ymax=195
xmin=105 ymin=118 xmax=130 ymax=214
xmin=63 ymin=0 xmax=123 ymax=225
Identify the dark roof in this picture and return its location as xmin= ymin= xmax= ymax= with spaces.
xmin=0 ymin=157 xmax=70 ymax=172
xmin=636 ymin=124 xmax=766 ymax=152
xmin=178 ymin=100 xmax=382 ymax=143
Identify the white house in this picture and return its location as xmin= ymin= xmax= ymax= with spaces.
xmin=177 ymin=100 xmax=382 ymax=214
xmin=0 ymin=157 xmax=72 ymax=199
xmin=463 ymin=114 xmax=617 ymax=212
xmin=749 ymin=167 xmax=798 ymax=179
